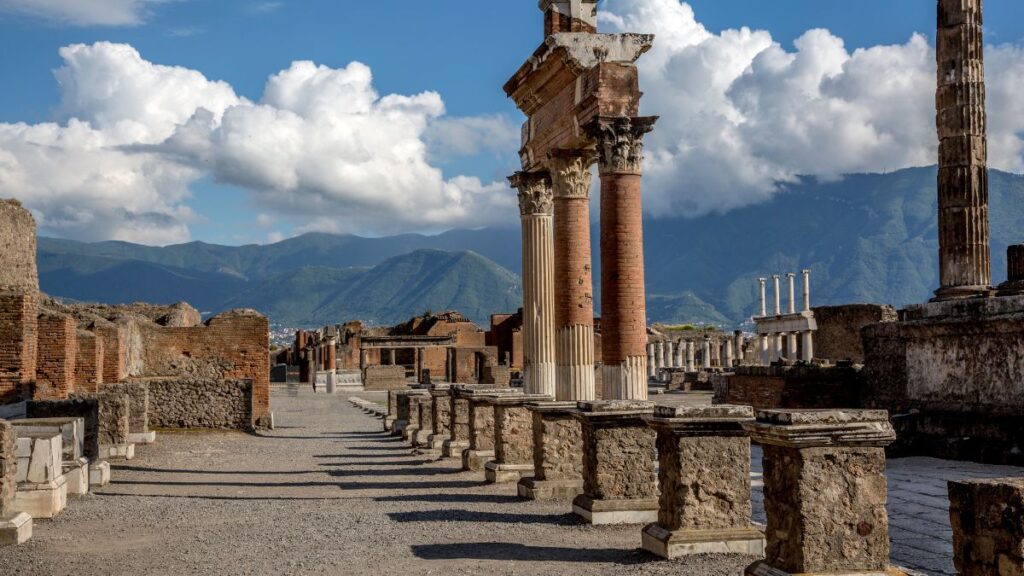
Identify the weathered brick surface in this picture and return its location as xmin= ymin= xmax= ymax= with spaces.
xmin=137 ymin=310 xmax=270 ymax=427
xmin=74 ymin=330 xmax=104 ymax=393
xmin=598 ymin=171 xmax=647 ymax=367
xmin=451 ymin=347 xmax=501 ymax=384
xmin=89 ymin=321 xmax=126 ymax=384
xmin=0 ymin=291 xmax=38 ymax=404
xmin=26 ymin=398 xmax=100 ymax=460
xmin=0 ymin=419 xmax=14 ymax=515
xmin=722 ymin=365 xmax=864 ymax=410
xmin=35 ymin=313 xmax=77 ymax=401
xmin=364 ymin=366 xmax=407 ymax=390
xmin=949 ymin=477 xmax=1024 ymax=576
xmin=813 ymin=304 xmax=897 ymax=363
xmin=147 ymin=378 xmax=253 ymax=430
xmin=554 ymin=195 xmax=594 ymax=329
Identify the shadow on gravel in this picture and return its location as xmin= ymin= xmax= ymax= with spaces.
xmin=319 ymin=460 xmax=433 ymax=467
xmin=110 ymin=466 xmax=321 ymax=475
xmin=346 ymin=445 xmax=413 ymax=451
xmin=313 ymin=453 xmax=415 ymax=459
xmin=327 ymin=467 xmax=456 ymax=478
xmin=95 ymin=492 xmax=366 ymax=502
xmin=337 ymin=479 xmax=484 ymax=490
xmin=110 ymin=479 xmax=343 ymax=488
xmin=375 ymin=493 xmax=521 ymax=504
xmin=390 ymin=510 xmax=580 ymax=526
xmin=410 ymin=543 xmax=653 ymax=564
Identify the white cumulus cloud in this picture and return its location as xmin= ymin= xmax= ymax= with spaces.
xmin=0 ymin=42 xmax=515 ymax=243
xmin=600 ymin=0 xmax=1024 ymax=217
xmin=0 ymin=0 xmax=166 ymax=26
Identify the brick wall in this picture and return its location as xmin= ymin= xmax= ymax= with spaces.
xmin=363 ymin=366 xmax=407 ymax=390
xmin=0 ymin=291 xmax=38 ymax=404
xmin=136 ymin=309 xmax=270 ymax=428
xmin=90 ymin=322 xmax=125 ymax=384
xmin=35 ymin=313 xmax=77 ymax=401
xmin=722 ymin=365 xmax=865 ymax=411
xmin=451 ymin=347 xmax=500 ymax=384
xmin=75 ymin=330 xmax=104 ymax=393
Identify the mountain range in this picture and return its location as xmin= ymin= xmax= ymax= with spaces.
xmin=37 ymin=166 xmax=1024 ymax=328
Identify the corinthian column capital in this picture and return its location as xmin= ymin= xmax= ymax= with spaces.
xmin=509 ymin=171 xmax=553 ymax=216
xmin=586 ymin=116 xmax=658 ymax=174
xmin=547 ymin=150 xmax=596 ymax=200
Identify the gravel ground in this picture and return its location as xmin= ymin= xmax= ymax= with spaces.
xmin=0 ymin=385 xmax=755 ymax=576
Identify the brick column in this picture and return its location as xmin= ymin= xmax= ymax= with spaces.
xmin=35 ymin=314 xmax=77 ymax=401
xmin=949 ymin=477 xmax=1024 ymax=575
xmin=589 ymin=116 xmax=657 ymax=401
xmin=511 ymin=171 xmax=557 ymax=398
xmin=74 ymin=330 xmax=104 ymax=394
xmin=549 ymin=151 xmax=597 ymax=402
xmin=743 ymin=409 xmax=898 ymax=575
xmin=0 ymin=291 xmax=38 ymax=404
xmin=934 ymin=0 xmax=991 ymax=300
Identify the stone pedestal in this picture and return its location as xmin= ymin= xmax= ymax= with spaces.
xmin=0 ymin=511 xmax=32 ymax=546
xmin=13 ymin=476 xmax=67 ymax=520
xmin=62 ymin=457 xmax=90 ymax=496
xmin=128 ymin=431 xmax=156 ymax=445
xmin=949 ymin=477 xmax=1024 ymax=576
xmin=485 ymin=394 xmax=552 ymax=484
xmin=442 ymin=388 xmax=472 ymax=459
xmin=518 ymin=401 xmax=584 ymax=500
xmin=89 ymin=460 xmax=110 ymax=487
xmin=384 ymin=391 xmax=399 ymax=432
xmin=743 ymin=409 xmax=903 ymax=576
xmin=571 ymin=400 xmax=658 ymax=525
xmin=427 ymin=385 xmax=452 ymax=450
xmin=104 ymin=442 xmax=135 ymax=461
xmin=413 ymin=398 xmax=433 ymax=447
xmin=641 ymin=405 xmax=764 ymax=559
xmin=462 ymin=388 xmax=521 ymax=472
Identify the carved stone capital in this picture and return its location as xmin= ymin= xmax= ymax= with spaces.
xmin=547 ymin=150 xmax=596 ymax=200
xmin=509 ymin=171 xmax=553 ymax=216
xmin=586 ymin=116 xmax=658 ymax=174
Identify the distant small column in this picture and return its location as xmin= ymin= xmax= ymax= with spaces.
xmin=673 ymin=340 xmax=684 ymax=368
xmin=772 ymin=275 xmax=781 ymax=315
xmin=787 ymin=333 xmax=798 ymax=362
xmin=734 ymin=331 xmax=745 ymax=365
xmin=758 ymin=278 xmax=767 ymax=317
xmin=759 ymin=335 xmax=770 ymax=366
xmin=647 ymin=343 xmax=656 ymax=379
xmin=801 ymin=331 xmax=814 ymax=362
xmin=685 ymin=341 xmax=695 ymax=372
xmin=664 ymin=340 xmax=675 ymax=369
xmin=327 ymin=336 xmax=337 ymax=373
xmin=389 ymin=349 xmax=396 ymax=366
xmin=701 ymin=338 xmax=711 ymax=370
xmin=802 ymin=269 xmax=811 ymax=311
xmin=767 ymin=334 xmax=779 ymax=364
xmin=654 ymin=342 xmax=664 ymax=372
xmin=786 ymin=273 xmax=796 ymax=314
xmin=723 ymin=339 xmax=734 ymax=368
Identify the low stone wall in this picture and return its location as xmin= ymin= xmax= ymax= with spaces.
xmin=363 ymin=366 xmax=407 ymax=391
xmin=103 ymin=382 xmax=149 ymax=434
xmin=147 ymin=378 xmax=253 ymax=430
xmin=813 ymin=304 xmax=897 ymax=363
xmin=26 ymin=398 xmax=100 ymax=460
xmin=95 ymin=392 xmax=130 ymax=446
xmin=717 ymin=365 xmax=864 ymax=411
xmin=0 ymin=419 xmax=14 ymax=515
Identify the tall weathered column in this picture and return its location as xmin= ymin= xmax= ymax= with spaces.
xmin=326 ymin=336 xmax=337 ymax=373
xmin=589 ymin=116 xmax=657 ymax=400
xmin=511 ymin=171 xmax=557 ymax=397
xmin=549 ymin=151 xmax=597 ymax=402
xmin=934 ymin=0 xmax=991 ymax=300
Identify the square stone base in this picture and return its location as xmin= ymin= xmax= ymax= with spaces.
xmin=572 ymin=494 xmax=658 ymax=526
xmin=63 ymin=458 xmax=90 ymax=496
xmin=401 ymin=425 xmax=418 ymax=442
xmin=128 ymin=431 xmax=156 ymax=444
xmin=744 ymin=561 xmax=914 ymax=576
xmin=642 ymin=523 xmax=765 ymax=559
xmin=412 ymin=428 xmax=431 ymax=447
xmin=427 ymin=434 xmax=449 ymax=450
xmin=13 ymin=475 xmax=68 ymax=519
xmin=104 ymin=443 xmax=135 ymax=460
xmin=462 ymin=449 xmax=494 ymax=472
xmin=441 ymin=440 xmax=467 ymax=459
xmin=383 ymin=417 xmax=395 ymax=432
xmin=0 ymin=513 xmax=32 ymax=546
xmin=89 ymin=461 xmax=111 ymax=487
xmin=392 ymin=420 xmax=408 ymax=437
xmin=484 ymin=461 xmax=533 ymax=484
xmin=517 ymin=477 xmax=584 ymax=500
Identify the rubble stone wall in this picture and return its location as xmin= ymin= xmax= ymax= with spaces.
xmin=35 ymin=313 xmax=77 ymax=401
xmin=147 ymin=378 xmax=253 ymax=430
xmin=813 ymin=304 xmax=897 ymax=363
xmin=0 ymin=419 xmax=14 ymax=515
xmin=468 ymin=401 xmax=496 ymax=451
xmin=532 ymin=411 xmax=583 ymax=481
xmin=494 ymin=404 xmax=533 ymax=464
xmin=136 ymin=310 xmax=270 ymax=427
xmin=105 ymin=381 xmax=150 ymax=433
xmin=581 ymin=421 xmax=657 ymax=500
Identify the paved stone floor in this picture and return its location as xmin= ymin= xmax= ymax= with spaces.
xmin=1 ymin=385 xmax=1020 ymax=575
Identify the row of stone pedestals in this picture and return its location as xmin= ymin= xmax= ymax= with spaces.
xmin=374 ymin=387 xmax=1024 ymax=575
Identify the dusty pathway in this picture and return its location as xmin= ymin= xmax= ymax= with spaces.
xmin=0 ymin=386 xmax=751 ymax=576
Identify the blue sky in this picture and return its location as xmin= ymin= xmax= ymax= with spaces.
xmin=0 ymin=0 xmax=1021 ymax=245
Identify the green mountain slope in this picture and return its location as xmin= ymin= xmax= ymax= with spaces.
xmin=36 ymin=166 xmax=1024 ymax=327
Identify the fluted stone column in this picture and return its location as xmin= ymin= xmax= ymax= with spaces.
xmin=685 ymin=340 xmax=695 ymax=372
xmin=589 ymin=116 xmax=657 ymax=401
xmin=550 ymin=151 xmax=597 ymax=401
xmin=647 ymin=343 xmax=656 ymax=379
xmin=934 ymin=0 xmax=991 ymax=300
xmin=802 ymin=269 xmax=811 ymax=312
xmin=772 ymin=275 xmax=782 ymax=315
xmin=511 ymin=171 xmax=557 ymax=397
xmin=801 ymin=331 xmax=814 ymax=362
xmin=758 ymin=278 xmax=768 ymax=317
xmin=664 ymin=340 xmax=675 ymax=369
xmin=702 ymin=338 xmax=712 ymax=370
